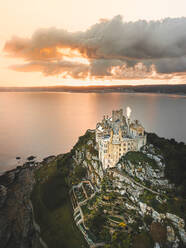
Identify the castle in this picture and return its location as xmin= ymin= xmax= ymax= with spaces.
xmin=96 ymin=108 xmax=147 ymax=169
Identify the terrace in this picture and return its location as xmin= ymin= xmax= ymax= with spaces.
xmin=71 ymin=180 xmax=96 ymax=208
xmin=74 ymin=186 xmax=86 ymax=203
xmin=82 ymin=181 xmax=94 ymax=198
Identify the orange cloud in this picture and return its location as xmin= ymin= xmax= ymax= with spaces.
xmin=3 ymin=16 xmax=186 ymax=82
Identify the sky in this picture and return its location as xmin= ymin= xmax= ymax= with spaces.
xmin=1 ymin=0 xmax=186 ymax=87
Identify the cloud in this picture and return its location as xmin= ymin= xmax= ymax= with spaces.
xmin=10 ymin=60 xmax=89 ymax=78
xmin=3 ymin=15 xmax=186 ymax=80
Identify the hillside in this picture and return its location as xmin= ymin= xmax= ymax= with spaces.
xmin=33 ymin=130 xmax=186 ymax=248
xmin=1 ymin=130 xmax=186 ymax=248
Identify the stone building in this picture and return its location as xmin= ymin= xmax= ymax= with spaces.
xmin=96 ymin=108 xmax=147 ymax=169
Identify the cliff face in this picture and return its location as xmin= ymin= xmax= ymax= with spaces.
xmin=0 ymin=167 xmax=41 ymax=248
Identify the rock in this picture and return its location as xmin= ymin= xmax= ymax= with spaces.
xmin=0 ymin=185 xmax=7 ymax=208
xmin=87 ymin=140 xmax=93 ymax=146
xmin=43 ymin=155 xmax=56 ymax=164
xmin=152 ymin=211 xmax=161 ymax=222
xmin=179 ymin=229 xmax=186 ymax=244
xmin=166 ymin=213 xmax=186 ymax=244
xmin=83 ymin=160 xmax=88 ymax=167
xmin=0 ymin=168 xmax=40 ymax=248
xmin=166 ymin=213 xmax=185 ymax=229
xmin=125 ymin=203 xmax=137 ymax=210
xmin=154 ymin=243 xmax=160 ymax=248
xmin=86 ymin=151 xmax=91 ymax=160
xmin=167 ymin=226 xmax=175 ymax=242
xmin=139 ymin=202 xmax=147 ymax=215
xmin=92 ymin=156 xmax=99 ymax=161
xmin=6 ymin=171 xmax=15 ymax=183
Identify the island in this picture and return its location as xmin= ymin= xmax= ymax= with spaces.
xmin=0 ymin=108 xmax=186 ymax=248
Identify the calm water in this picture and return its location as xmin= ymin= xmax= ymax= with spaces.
xmin=0 ymin=92 xmax=186 ymax=171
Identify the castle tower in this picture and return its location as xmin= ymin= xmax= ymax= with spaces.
xmin=112 ymin=109 xmax=123 ymax=122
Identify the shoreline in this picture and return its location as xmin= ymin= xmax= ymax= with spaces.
xmin=0 ymin=90 xmax=186 ymax=97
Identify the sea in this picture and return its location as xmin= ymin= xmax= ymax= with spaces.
xmin=0 ymin=92 xmax=186 ymax=172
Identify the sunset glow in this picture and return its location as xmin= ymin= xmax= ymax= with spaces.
xmin=1 ymin=0 xmax=186 ymax=87
xmin=57 ymin=48 xmax=90 ymax=65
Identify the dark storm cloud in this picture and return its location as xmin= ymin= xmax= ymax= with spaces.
xmin=154 ymin=57 xmax=186 ymax=74
xmin=3 ymin=15 xmax=186 ymax=79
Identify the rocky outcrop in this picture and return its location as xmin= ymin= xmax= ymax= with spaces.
xmin=0 ymin=167 xmax=41 ymax=248
xmin=0 ymin=185 xmax=7 ymax=207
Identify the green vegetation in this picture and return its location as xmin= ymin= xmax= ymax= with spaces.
xmin=81 ymin=204 xmax=91 ymax=215
xmin=148 ymin=133 xmax=186 ymax=198
xmin=71 ymin=164 xmax=87 ymax=184
xmin=109 ymin=216 xmax=124 ymax=223
xmin=133 ymin=232 xmax=153 ymax=248
xmin=73 ymin=130 xmax=96 ymax=153
xmin=86 ymin=207 xmax=107 ymax=239
xmin=30 ymin=129 xmax=186 ymax=247
xmin=166 ymin=197 xmax=186 ymax=222
xmin=144 ymin=215 xmax=153 ymax=226
xmin=125 ymin=151 xmax=158 ymax=169
xmin=105 ymin=231 xmax=132 ymax=248
xmin=31 ymin=130 xmax=97 ymax=248
xmin=87 ymin=193 xmax=99 ymax=207
xmin=31 ymin=160 xmax=88 ymax=248
xmin=57 ymin=152 xmax=74 ymax=180
xmin=140 ymin=190 xmax=165 ymax=213
xmin=147 ymin=133 xmax=186 ymax=222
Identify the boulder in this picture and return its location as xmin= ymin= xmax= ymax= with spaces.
xmin=167 ymin=226 xmax=175 ymax=242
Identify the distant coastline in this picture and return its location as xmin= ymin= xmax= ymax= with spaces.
xmin=1 ymin=84 xmax=186 ymax=95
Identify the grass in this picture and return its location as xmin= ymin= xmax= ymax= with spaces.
xmin=31 ymin=161 xmax=88 ymax=248
xmin=125 ymin=151 xmax=158 ymax=169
